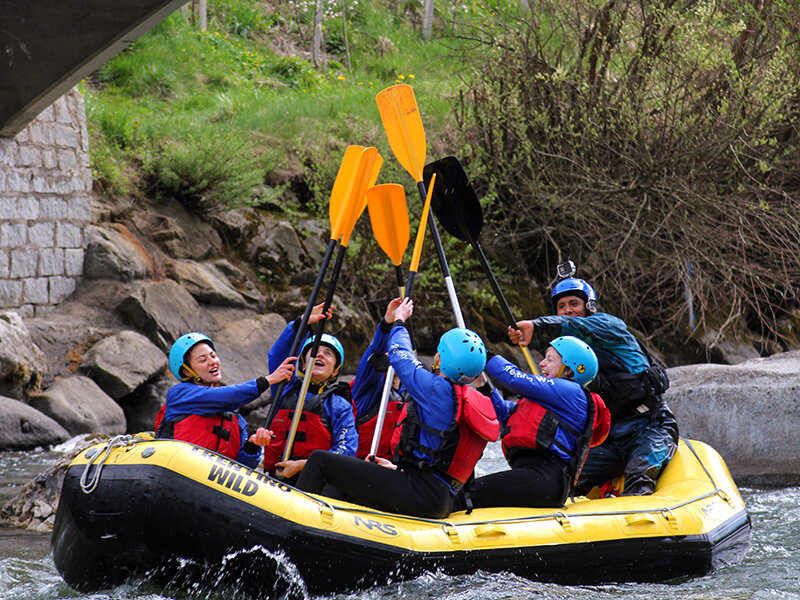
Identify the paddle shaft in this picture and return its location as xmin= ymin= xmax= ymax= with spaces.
xmin=367 ymin=275 xmax=407 ymax=458
xmin=416 ymin=181 xmax=465 ymax=329
xmin=264 ymin=238 xmax=337 ymax=429
xmin=470 ymin=238 xmax=539 ymax=374
xmin=281 ymin=244 xmax=347 ymax=462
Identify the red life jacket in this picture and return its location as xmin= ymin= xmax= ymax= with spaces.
xmin=262 ymin=382 xmax=350 ymax=473
xmin=395 ymin=384 xmax=499 ymax=488
xmin=355 ymin=388 xmax=408 ymax=460
xmin=154 ymin=404 xmax=242 ymax=461
xmin=501 ymin=389 xmax=610 ymax=493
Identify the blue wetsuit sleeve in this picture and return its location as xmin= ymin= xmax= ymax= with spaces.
xmin=351 ymin=321 xmax=391 ymax=418
xmin=165 ymin=379 xmax=262 ymax=421
xmin=268 ymin=321 xmax=306 ymax=400
xmin=485 ymin=354 xmax=587 ymax=433
xmin=483 ymin=358 xmax=516 ymax=425
xmin=533 ymin=313 xmax=649 ymax=374
xmin=386 ymin=326 xmax=454 ymax=430
xmin=325 ymin=395 xmax=358 ymax=456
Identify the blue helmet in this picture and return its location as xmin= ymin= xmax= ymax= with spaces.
xmin=551 ymin=277 xmax=597 ymax=314
xmin=550 ymin=336 xmax=598 ymax=387
xmin=437 ymin=328 xmax=486 ymax=384
xmin=169 ymin=332 xmax=215 ymax=380
xmin=301 ymin=333 xmax=345 ymax=370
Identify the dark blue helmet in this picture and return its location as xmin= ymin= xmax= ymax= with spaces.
xmin=551 ymin=278 xmax=597 ymax=314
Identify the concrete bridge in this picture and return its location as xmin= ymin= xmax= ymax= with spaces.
xmin=1 ymin=0 xmax=186 ymax=137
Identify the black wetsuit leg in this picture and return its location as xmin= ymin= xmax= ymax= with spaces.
xmin=296 ymin=450 xmax=454 ymax=518
xmin=464 ymin=455 xmax=568 ymax=509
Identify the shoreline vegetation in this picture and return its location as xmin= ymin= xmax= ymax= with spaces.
xmin=83 ymin=0 xmax=800 ymax=365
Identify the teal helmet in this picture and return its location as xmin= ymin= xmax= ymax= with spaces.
xmin=550 ymin=335 xmax=598 ymax=387
xmin=552 ymin=277 xmax=597 ymax=314
xmin=169 ymin=332 xmax=214 ymax=380
xmin=301 ymin=333 xmax=345 ymax=370
xmin=437 ymin=328 xmax=486 ymax=384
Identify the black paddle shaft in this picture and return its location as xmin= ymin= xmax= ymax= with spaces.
xmin=263 ymin=238 xmax=337 ymax=428
xmin=302 ymin=244 xmax=348 ymax=369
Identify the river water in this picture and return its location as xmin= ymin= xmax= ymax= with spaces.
xmin=1 ymin=442 xmax=797 ymax=600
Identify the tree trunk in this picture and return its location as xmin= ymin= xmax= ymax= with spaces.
xmin=312 ymin=0 xmax=324 ymax=69
xmin=198 ymin=0 xmax=207 ymax=31
xmin=422 ymin=0 xmax=434 ymax=41
xmin=341 ymin=0 xmax=351 ymax=70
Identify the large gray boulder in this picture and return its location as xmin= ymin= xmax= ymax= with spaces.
xmin=666 ymin=350 xmax=800 ymax=485
xmin=213 ymin=313 xmax=288 ymax=388
xmin=117 ymin=374 xmax=173 ymax=433
xmin=117 ymin=280 xmax=201 ymax=352
xmin=83 ymin=223 xmax=154 ymax=281
xmin=0 ymin=396 xmax=70 ymax=450
xmin=27 ymin=376 xmax=126 ymax=436
xmin=248 ymin=217 xmax=311 ymax=279
xmin=0 ymin=311 xmax=48 ymax=398
xmin=165 ymin=259 xmax=251 ymax=308
xmin=79 ymin=330 xmax=167 ymax=399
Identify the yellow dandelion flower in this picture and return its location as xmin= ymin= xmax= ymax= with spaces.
xmin=337 ymin=75 xmax=346 ymax=81
xmin=398 ymin=74 xmax=405 ymax=80
xmin=408 ymin=74 xmax=415 ymax=79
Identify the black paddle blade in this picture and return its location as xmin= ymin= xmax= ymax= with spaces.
xmin=423 ymin=156 xmax=483 ymax=245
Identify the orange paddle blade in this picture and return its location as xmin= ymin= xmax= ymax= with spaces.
xmin=329 ymin=145 xmax=365 ymax=240
xmin=340 ymin=148 xmax=383 ymax=247
xmin=376 ymin=84 xmax=426 ymax=183
xmin=367 ymin=184 xmax=410 ymax=267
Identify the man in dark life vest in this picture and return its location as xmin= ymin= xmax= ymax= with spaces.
xmin=462 ymin=336 xmax=609 ymax=509
xmin=509 ymin=268 xmax=678 ymax=496
xmin=351 ymin=297 xmax=409 ymax=460
xmin=264 ymin=303 xmax=357 ymax=483
xmin=295 ymin=297 xmax=499 ymax=519
xmin=155 ymin=332 xmax=296 ymax=468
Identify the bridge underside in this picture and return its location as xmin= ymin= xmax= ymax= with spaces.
xmin=1 ymin=0 xmax=186 ymax=137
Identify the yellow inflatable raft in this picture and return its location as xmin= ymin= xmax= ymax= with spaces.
xmin=52 ymin=437 xmax=750 ymax=595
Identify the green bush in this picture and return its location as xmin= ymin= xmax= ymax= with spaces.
xmin=143 ymin=128 xmax=263 ymax=211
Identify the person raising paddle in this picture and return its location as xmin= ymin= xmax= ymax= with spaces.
xmin=350 ymin=297 xmax=410 ymax=461
xmin=295 ymin=297 xmax=499 ymax=519
xmin=460 ymin=337 xmax=608 ymax=510
xmin=263 ymin=302 xmax=357 ymax=484
xmin=508 ymin=263 xmax=678 ymax=496
xmin=155 ymin=332 xmax=296 ymax=469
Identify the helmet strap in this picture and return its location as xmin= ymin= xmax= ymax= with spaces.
xmin=181 ymin=363 xmax=202 ymax=384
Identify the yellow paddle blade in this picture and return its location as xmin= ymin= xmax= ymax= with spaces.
xmin=376 ymin=84 xmax=426 ymax=183
xmin=409 ymin=173 xmax=435 ymax=273
xmin=329 ymin=145 xmax=365 ymax=240
xmin=340 ymin=148 xmax=383 ymax=247
xmin=367 ymin=184 xmax=410 ymax=266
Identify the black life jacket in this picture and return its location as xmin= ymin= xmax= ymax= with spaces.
xmin=262 ymin=381 xmax=351 ymax=472
xmin=356 ymin=387 xmax=409 ymax=460
xmin=154 ymin=404 xmax=242 ymax=461
xmin=589 ymin=338 xmax=669 ymax=420
xmin=394 ymin=384 xmax=499 ymax=489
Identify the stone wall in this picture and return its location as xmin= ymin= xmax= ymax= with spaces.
xmin=0 ymin=88 xmax=92 ymax=316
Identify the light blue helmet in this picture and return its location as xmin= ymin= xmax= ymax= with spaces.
xmin=301 ymin=333 xmax=345 ymax=370
xmin=552 ymin=277 xmax=597 ymax=314
xmin=550 ymin=335 xmax=598 ymax=387
xmin=169 ymin=332 xmax=214 ymax=380
xmin=437 ymin=328 xmax=486 ymax=384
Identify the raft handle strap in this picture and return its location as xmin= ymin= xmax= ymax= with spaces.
xmin=79 ymin=435 xmax=138 ymax=495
